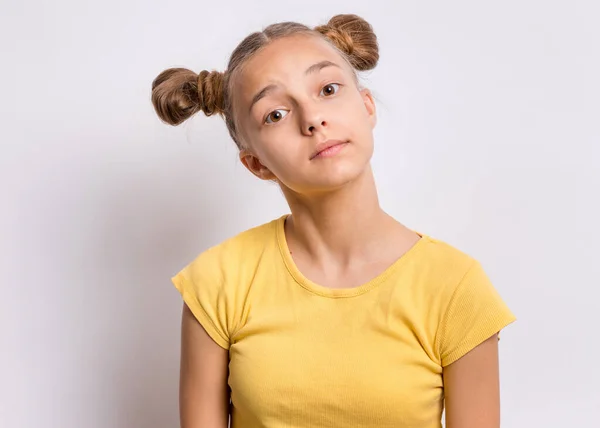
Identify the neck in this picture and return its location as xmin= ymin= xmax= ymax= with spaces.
xmin=280 ymin=164 xmax=400 ymax=265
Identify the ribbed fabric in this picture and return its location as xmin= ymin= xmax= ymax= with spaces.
xmin=172 ymin=215 xmax=517 ymax=428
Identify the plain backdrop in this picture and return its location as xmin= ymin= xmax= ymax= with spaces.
xmin=2 ymin=0 xmax=598 ymax=427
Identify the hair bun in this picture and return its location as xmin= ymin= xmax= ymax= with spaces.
xmin=196 ymin=70 xmax=225 ymax=116
xmin=316 ymin=14 xmax=379 ymax=71
xmin=151 ymin=67 xmax=224 ymax=126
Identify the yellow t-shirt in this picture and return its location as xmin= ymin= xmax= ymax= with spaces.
xmin=172 ymin=214 xmax=517 ymax=428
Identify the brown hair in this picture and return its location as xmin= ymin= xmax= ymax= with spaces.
xmin=151 ymin=14 xmax=379 ymax=149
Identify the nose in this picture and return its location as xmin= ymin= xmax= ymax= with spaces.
xmin=300 ymin=103 xmax=328 ymax=136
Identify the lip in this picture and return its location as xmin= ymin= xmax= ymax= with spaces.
xmin=309 ymin=140 xmax=348 ymax=160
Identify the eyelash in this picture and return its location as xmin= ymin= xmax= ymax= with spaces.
xmin=263 ymin=82 xmax=342 ymax=125
xmin=319 ymin=82 xmax=341 ymax=97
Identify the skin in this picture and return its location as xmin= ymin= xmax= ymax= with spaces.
xmin=180 ymin=33 xmax=502 ymax=428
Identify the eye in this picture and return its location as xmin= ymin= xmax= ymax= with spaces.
xmin=265 ymin=109 xmax=289 ymax=124
xmin=320 ymin=83 xmax=340 ymax=97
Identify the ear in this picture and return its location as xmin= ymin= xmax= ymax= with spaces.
xmin=360 ymin=88 xmax=377 ymax=129
xmin=239 ymin=149 xmax=277 ymax=181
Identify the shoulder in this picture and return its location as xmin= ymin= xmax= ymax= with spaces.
xmin=178 ymin=215 xmax=282 ymax=284
xmin=406 ymin=233 xmax=516 ymax=365
xmin=171 ymin=217 xmax=283 ymax=348
xmin=416 ymin=233 xmax=481 ymax=287
xmin=409 ymin=233 xmax=501 ymax=316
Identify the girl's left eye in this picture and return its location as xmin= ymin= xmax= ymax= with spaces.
xmin=320 ymin=83 xmax=340 ymax=97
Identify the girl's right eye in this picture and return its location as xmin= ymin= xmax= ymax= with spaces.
xmin=265 ymin=109 xmax=289 ymax=124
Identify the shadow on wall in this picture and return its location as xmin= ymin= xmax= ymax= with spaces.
xmin=86 ymin=132 xmax=233 ymax=427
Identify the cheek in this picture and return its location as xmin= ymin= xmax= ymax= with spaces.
xmin=333 ymin=97 xmax=371 ymax=131
xmin=340 ymin=90 xmax=366 ymax=113
xmin=258 ymin=137 xmax=302 ymax=172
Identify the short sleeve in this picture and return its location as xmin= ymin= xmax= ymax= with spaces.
xmin=436 ymin=260 xmax=516 ymax=366
xmin=171 ymin=248 xmax=231 ymax=350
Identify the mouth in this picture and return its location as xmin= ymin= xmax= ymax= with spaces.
xmin=309 ymin=140 xmax=349 ymax=160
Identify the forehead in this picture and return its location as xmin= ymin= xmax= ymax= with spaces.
xmin=234 ymin=34 xmax=352 ymax=99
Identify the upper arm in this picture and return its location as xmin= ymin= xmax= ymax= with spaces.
xmin=180 ymin=302 xmax=230 ymax=428
xmin=442 ymin=333 xmax=501 ymax=428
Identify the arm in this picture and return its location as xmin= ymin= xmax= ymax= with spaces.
xmin=180 ymin=302 xmax=230 ymax=428
xmin=442 ymin=334 xmax=501 ymax=428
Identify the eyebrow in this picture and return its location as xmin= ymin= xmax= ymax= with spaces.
xmin=304 ymin=60 xmax=341 ymax=75
xmin=249 ymin=84 xmax=278 ymax=113
xmin=248 ymin=60 xmax=342 ymax=113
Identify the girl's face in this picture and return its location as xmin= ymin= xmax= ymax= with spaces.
xmin=233 ymin=34 xmax=377 ymax=194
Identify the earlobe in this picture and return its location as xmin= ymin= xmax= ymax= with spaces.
xmin=361 ymin=88 xmax=377 ymax=127
xmin=239 ymin=150 xmax=276 ymax=181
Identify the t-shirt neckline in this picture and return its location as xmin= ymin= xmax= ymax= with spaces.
xmin=274 ymin=214 xmax=428 ymax=298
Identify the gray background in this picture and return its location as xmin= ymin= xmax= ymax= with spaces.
xmin=2 ymin=0 xmax=598 ymax=426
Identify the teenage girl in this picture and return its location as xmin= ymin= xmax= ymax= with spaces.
xmin=151 ymin=14 xmax=516 ymax=428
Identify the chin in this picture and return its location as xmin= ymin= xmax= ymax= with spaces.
xmin=294 ymin=159 xmax=371 ymax=193
xmin=324 ymin=163 xmax=364 ymax=185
